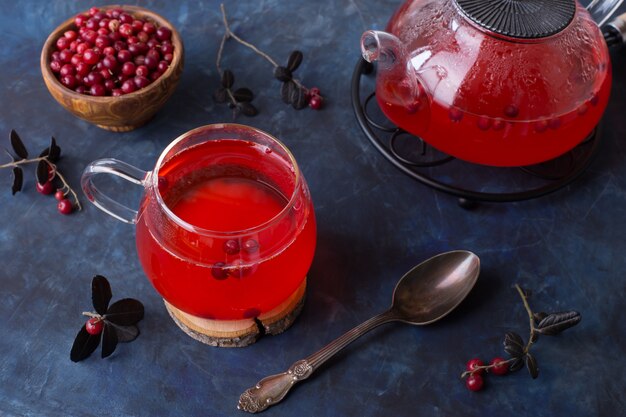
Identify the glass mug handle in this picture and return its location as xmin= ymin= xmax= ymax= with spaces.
xmin=81 ymin=159 xmax=149 ymax=224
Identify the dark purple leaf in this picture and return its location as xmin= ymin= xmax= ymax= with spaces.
xmin=11 ymin=167 xmax=23 ymax=195
xmin=221 ymin=70 xmax=234 ymax=88
xmin=533 ymin=312 xmax=548 ymax=323
xmin=105 ymin=298 xmax=144 ymax=325
xmin=213 ymin=87 xmax=228 ymax=103
xmin=536 ymin=311 xmax=581 ymax=336
xmin=101 ymin=322 xmax=119 ymax=358
xmin=280 ymin=81 xmax=295 ymax=104
xmin=273 ymin=66 xmax=292 ymax=82
xmin=70 ymin=325 xmax=101 ymax=362
xmin=233 ymin=87 xmax=254 ymax=103
xmin=48 ymin=137 xmax=61 ymax=162
xmin=509 ymin=357 xmax=525 ymax=372
xmin=92 ymin=275 xmax=112 ymax=315
xmin=36 ymin=160 xmax=49 ymax=186
xmin=290 ymin=86 xmax=307 ymax=110
xmin=525 ymin=353 xmax=539 ymax=379
xmin=503 ymin=331 xmax=525 ymax=358
xmin=238 ymin=102 xmax=258 ymax=117
xmin=110 ymin=323 xmax=140 ymax=342
xmin=10 ymin=130 xmax=27 ymax=159
xmin=286 ymin=50 xmax=303 ymax=72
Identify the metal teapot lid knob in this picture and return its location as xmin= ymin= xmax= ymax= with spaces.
xmin=454 ymin=0 xmax=576 ymax=39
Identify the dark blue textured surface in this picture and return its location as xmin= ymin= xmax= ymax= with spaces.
xmin=1 ymin=1 xmax=625 ymax=416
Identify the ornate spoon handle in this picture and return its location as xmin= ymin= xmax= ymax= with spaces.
xmin=237 ymin=309 xmax=398 ymax=413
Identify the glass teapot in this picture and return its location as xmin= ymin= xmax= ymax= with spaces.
xmin=361 ymin=0 xmax=623 ymax=166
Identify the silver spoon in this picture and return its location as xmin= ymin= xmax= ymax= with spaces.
xmin=237 ymin=250 xmax=480 ymax=413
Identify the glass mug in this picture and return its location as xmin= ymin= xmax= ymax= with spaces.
xmin=81 ymin=124 xmax=316 ymax=331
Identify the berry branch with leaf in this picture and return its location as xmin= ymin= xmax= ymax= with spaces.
xmin=1 ymin=130 xmax=81 ymax=214
xmin=461 ymin=284 xmax=582 ymax=391
xmin=213 ymin=3 xmax=324 ymax=116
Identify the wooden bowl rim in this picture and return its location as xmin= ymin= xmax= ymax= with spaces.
xmin=40 ymin=4 xmax=184 ymax=103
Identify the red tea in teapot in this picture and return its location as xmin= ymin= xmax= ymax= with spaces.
xmin=135 ymin=139 xmax=316 ymax=320
xmin=363 ymin=0 xmax=613 ymax=166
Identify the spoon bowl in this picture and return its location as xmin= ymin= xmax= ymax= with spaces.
xmin=238 ymin=250 xmax=480 ymax=413
xmin=392 ymin=250 xmax=480 ymax=325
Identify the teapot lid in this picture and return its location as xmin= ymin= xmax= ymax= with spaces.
xmin=454 ymin=0 xmax=576 ymax=39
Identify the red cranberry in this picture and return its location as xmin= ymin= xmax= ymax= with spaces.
xmin=60 ymin=64 xmax=75 ymax=77
xmin=89 ymin=7 xmax=100 ymax=16
xmin=64 ymin=30 xmax=78 ymax=41
xmin=121 ymin=79 xmax=136 ymax=94
xmin=111 ymin=88 xmax=123 ymax=96
xmin=95 ymin=35 xmax=111 ymax=49
xmin=309 ymin=95 xmax=323 ymax=110
xmin=75 ymin=14 xmax=88 ymax=27
xmin=36 ymin=181 xmax=54 ymax=195
xmin=157 ymin=60 xmax=169 ymax=73
xmin=137 ymin=31 xmax=149 ymax=43
xmin=144 ymin=55 xmax=158 ymax=69
xmin=156 ymin=27 xmax=172 ymax=41
xmin=55 ymin=190 xmax=66 ymax=201
xmin=90 ymin=84 xmax=106 ymax=96
xmin=75 ymin=62 xmax=90 ymax=77
xmin=70 ymin=54 xmax=83 ymax=66
xmin=243 ymin=239 xmax=259 ymax=254
xmin=133 ymin=76 xmax=150 ymax=89
xmin=466 ymin=358 xmax=485 ymax=375
xmin=309 ymin=87 xmax=321 ymax=97
xmin=121 ymin=61 xmax=136 ymax=76
xmin=85 ymin=18 xmax=98 ymax=31
xmin=50 ymin=60 xmax=62 ymax=73
xmin=143 ymin=22 xmax=156 ymax=35
xmin=489 ymin=357 xmax=509 ymax=376
xmin=119 ymin=23 xmax=134 ymax=37
xmin=83 ymin=48 xmax=99 ymax=65
xmin=58 ymin=50 xmax=73 ymax=64
xmin=466 ymin=374 xmax=484 ymax=391
xmin=477 ymin=116 xmax=491 ymax=131
xmin=135 ymin=65 xmax=149 ymax=77
xmin=228 ymin=259 xmax=254 ymax=278
xmin=85 ymin=71 xmax=103 ymax=86
xmin=83 ymin=30 xmax=98 ymax=45
xmin=211 ymin=262 xmax=229 ymax=280
xmin=132 ymin=19 xmax=144 ymax=32
xmin=448 ymin=107 xmax=463 ymax=122
xmin=76 ymin=42 xmax=89 ymax=54
xmin=161 ymin=43 xmax=174 ymax=55
xmin=102 ymin=55 xmax=118 ymax=71
xmin=56 ymin=36 xmax=70 ymax=50
xmin=504 ymin=104 xmax=519 ymax=118
xmin=60 ymin=74 xmax=78 ymax=89
xmin=117 ymin=49 xmax=132 ymax=63
xmin=57 ymin=198 xmax=73 ymax=215
xmin=75 ymin=85 xmax=87 ymax=94
xmin=223 ymin=239 xmax=241 ymax=255
xmin=119 ymin=13 xmax=133 ymax=24
xmin=85 ymin=317 xmax=103 ymax=335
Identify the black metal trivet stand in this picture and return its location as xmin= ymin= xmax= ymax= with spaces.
xmin=351 ymin=58 xmax=601 ymax=208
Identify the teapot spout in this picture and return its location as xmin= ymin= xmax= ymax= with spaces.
xmin=361 ymin=30 xmax=404 ymax=70
xmin=361 ymin=30 xmax=425 ymax=112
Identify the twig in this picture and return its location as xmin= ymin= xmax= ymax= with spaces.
xmin=515 ymin=284 xmax=536 ymax=353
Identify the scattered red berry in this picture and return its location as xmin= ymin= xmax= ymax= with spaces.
xmin=308 ymin=95 xmax=323 ymax=110
xmin=489 ymin=357 xmax=509 ymax=376
xmin=49 ymin=7 xmax=175 ymax=96
xmin=36 ymin=181 xmax=54 ymax=195
xmin=466 ymin=374 xmax=484 ymax=391
xmin=466 ymin=358 xmax=485 ymax=375
xmin=55 ymin=190 xmax=66 ymax=201
xmin=57 ymin=198 xmax=74 ymax=215
xmin=85 ymin=317 xmax=103 ymax=335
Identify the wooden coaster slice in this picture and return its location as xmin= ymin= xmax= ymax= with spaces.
xmin=164 ymin=278 xmax=306 ymax=347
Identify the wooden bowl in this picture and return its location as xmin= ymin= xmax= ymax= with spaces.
xmin=40 ymin=5 xmax=184 ymax=132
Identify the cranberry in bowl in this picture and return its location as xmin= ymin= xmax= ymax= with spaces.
xmin=40 ymin=5 xmax=184 ymax=132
